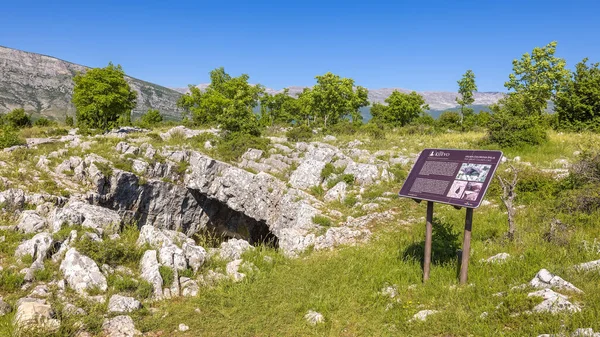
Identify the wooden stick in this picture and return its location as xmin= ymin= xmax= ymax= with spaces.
xmin=459 ymin=208 xmax=473 ymax=284
xmin=423 ymin=201 xmax=434 ymax=282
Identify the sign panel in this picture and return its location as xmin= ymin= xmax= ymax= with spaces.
xmin=398 ymin=149 xmax=503 ymax=208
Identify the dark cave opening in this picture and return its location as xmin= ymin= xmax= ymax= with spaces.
xmin=188 ymin=189 xmax=279 ymax=248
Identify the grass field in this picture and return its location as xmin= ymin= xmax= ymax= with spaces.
xmin=1 ymin=128 xmax=600 ymax=336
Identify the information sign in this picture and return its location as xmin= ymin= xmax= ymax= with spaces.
xmin=399 ymin=149 xmax=503 ymax=208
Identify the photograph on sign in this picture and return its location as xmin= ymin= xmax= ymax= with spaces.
xmin=398 ymin=149 xmax=503 ymax=208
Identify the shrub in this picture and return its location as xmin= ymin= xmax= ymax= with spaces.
xmin=487 ymin=94 xmax=548 ymax=147
xmin=487 ymin=110 xmax=547 ymax=147
xmin=159 ymin=266 xmax=174 ymax=286
xmin=286 ymin=125 xmax=313 ymax=142
xmin=309 ymin=185 xmax=325 ymax=198
xmin=437 ymin=111 xmax=461 ymax=130
xmin=65 ymin=115 xmax=74 ymax=127
xmin=327 ymin=120 xmax=359 ymax=135
xmin=0 ymin=125 xmax=25 ymax=149
xmin=138 ymin=109 xmax=163 ymax=128
xmin=321 ymin=163 xmax=335 ymax=180
xmin=215 ymin=133 xmax=270 ymax=162
xmin=312 ymin=215 xmax=333 ymax=227
xmin=34 ymin=117 xmax=54 ymax=127
xmin=73 ymin=234 xmax=143 ymax=267
xmin=0 ymin=269 xmax=25 ymax=291
xmin=361 ymin=123 xmax=385 ymax=140
xmin=4 ymin=108 xmax=32 ymax=128
xmin=136 ymin=280 xmax=154 ymax=299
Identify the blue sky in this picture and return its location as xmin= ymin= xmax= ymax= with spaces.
xmin=1 ymin=0 xmax=599 ymax=92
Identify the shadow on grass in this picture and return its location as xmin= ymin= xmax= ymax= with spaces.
xmin=401 ymin=217 xmax=460 ymax=267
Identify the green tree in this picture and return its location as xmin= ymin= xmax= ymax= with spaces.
xmin=554 ymin=58 xmax=600 ymax=129
xmin=487 ymin=93 xmax=548 ymax=147
xmin=0 ymin=125 xmax=24 ymax=149
xmin=372 ymin=91 xmax=429 ymax=127
xmin=504 ymin=41 xmax=569 ymax=115
xmin=259 ymin=89 xmax=297 ymax=126
xmin=456 ymin=70 xmax=477 ymax=126
xmin=3 ymin=108 xmax=32 ymax=128
xmin=72 ymin=63 xmax=137 ymax=131
xmin=299 ymin=72 xmax=368 ymax=128
xmin=177 ymin=67 xmax=263 ymax=136
xmin=139 ymin=109 xmax=163 ymax=127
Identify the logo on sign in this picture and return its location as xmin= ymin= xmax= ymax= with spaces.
xmin=429 ymin=150 xmax=450 ymax=157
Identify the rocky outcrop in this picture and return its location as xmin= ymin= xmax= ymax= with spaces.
xmin=51 ymin=201 xmax=122 ymax=235
xmin=59 ymin=248 xmax=107 ymax=294
xmin=140 ymin=250 xmax=163 ymax=298
xmin=0 ymin=46 xmax=182 ymax=119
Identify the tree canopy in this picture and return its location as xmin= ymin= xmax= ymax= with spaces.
xmin=456 ymin=70 xmax=477 ymax=124
xmin=504 ymin=41 xmax=569 ymax=115
xmin=177 ymin=67 xmax=263 ymax=136
xmin=297 ymin=73 xmax=368 ymax=127
xmin=555 ymin=58 xmax=600 ymax=129
xmin=371 ymin=91 xmax=429 ymax=127
xmin=72 ymin=63 xmax=137 ymax=131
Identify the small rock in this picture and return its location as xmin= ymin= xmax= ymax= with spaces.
xmin=14 ymin=298 xmax=60 ymax=332
xmin=219 ymin=239 xmax=253 ymax=261
xmin=530 ymin=269 xmax=582 ymax=293
xmin=178 ymin=323 xmax=190 ymax=332
xmin=226 ymin=259 xmax=246 ymax=282
xmin=410 ymin=310 xmax=439 ymax=322
xmin=107 ymin=295 xmax=142 ymax=314
xmin=0 ymin=297 xmax=11 ymax=316
xmin=304 ymin=310 xmax=324 ymax=326
xmin=481 ymin=253 xmax=510 ymax=263
xmin=59 ymin=248 xmax=107 ymax=294
xmin=102 ymin=315 xmax=141 ymax=337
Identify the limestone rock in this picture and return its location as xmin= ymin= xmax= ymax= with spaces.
xmin=140 ymin=250 xmax=163 ymax=298
xmin=0 ymin=188 xmax=26 ymax=210
xmin=16 ymin=211 xmax=47 ymax=233
xmin=102 ymin=315 xmax=141 ymax=337
xmin=226 ymin=259 xmax=246 ymax=282
xmin=0 ymin=297 xmax=11 ymax=316
xmin=304 ymin=310 xmax=324 ymax=326
xmin=15 ymin=232 xmax=54 ymax=263
xmin=14 ymin=298 xmax=60 ymax=332
xmin=59 ymin=248 xmax=107 ymax=294
xmin=219 ymin=239 xmax=253 ymax=261
xmin=180 ymin=277 xmax=199 ymax=297
xmin=136 ymin=225 xmax=194 ymax=249
xmin=530 ymin=269 xmax=582 ymax=293
xmin=481 ymin=253 xmax=510 ymax=263
xmin=314 ymin=227 xmax=371 ymax=251
xmin=289 ymin=159 xmax=326 ymax=189
xmin=574 ymin=259 xmax=600 ymax=272
xmin=528 ymin=289 xmax=581 ymax=314
xmin=323 ymin=181 xmax=347 ymax=202
xmin=159 ymin=244 xmax=187 ymax=271
xmin=182 ymin=243 xmax=206 ymax=273
xmin=107 ymin=295 xmax=142 ymax=314
xmin=410 ymin=310 xmax=439 ymax=322
xmin=344 ymin=162 xmax=379 ymax=186
xmin=52 ymin=201 xmax=121 ymax=234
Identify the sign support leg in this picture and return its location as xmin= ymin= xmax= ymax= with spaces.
xmin=459 ymin=208 xmax=473 ymax=285
xmin=423 ymin=201 xmax=434 ymax=282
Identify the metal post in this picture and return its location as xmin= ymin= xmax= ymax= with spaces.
xmin=459 ymin=208 xmax=473 ymax=284
xmin=423 ymin=201 xmax=434 ymax=282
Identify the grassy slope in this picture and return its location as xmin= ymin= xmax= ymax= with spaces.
xmin=133 ymin=131 xmax=600 ymax=336
xmin=1 ymin=129 xmax=600 ymax=336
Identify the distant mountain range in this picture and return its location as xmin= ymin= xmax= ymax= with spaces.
xmin=174 ymin=85 xmax=505 ymax=113
xmin=0 ymin=45 xmax=504 ymax=122
xmin=0 ymin=46 xmax=182 ymax=120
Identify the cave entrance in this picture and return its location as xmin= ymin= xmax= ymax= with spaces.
xmin=188 ymin=190 xmax=278 ymax=248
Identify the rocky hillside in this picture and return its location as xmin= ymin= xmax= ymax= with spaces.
xmin=179 ymin=84 xmax=504 ymax=111
xmin=0 ymin=46 xmax=182 ymax=120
